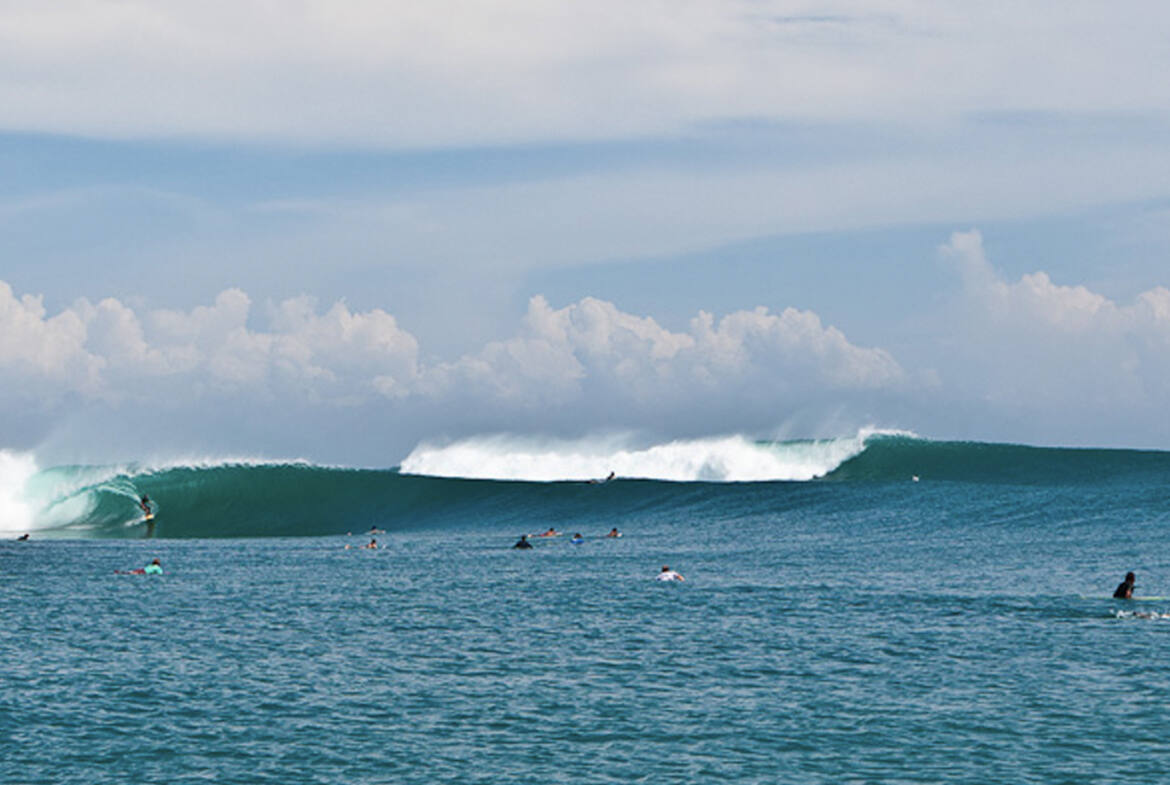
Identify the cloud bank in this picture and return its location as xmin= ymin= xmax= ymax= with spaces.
xmin=2 ymin=1 xmax=1169 ymax=147
xmin=0 ymin=281 xmax=902 ymax=456
xmin=7 ymin=230 xmax=1170 ymax=458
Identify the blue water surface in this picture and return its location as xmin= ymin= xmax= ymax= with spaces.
xmin=3 ymin=478 xmax=1170 ymax=784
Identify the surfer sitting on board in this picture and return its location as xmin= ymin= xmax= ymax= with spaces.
xmin=1114 ymin=572 xmax=1136 ymax=599
xmin=513 ymin=535 xmax=533 ymax=549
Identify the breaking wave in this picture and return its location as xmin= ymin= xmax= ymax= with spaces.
xmin=4 ymin=431 xmax=1169 ymax=539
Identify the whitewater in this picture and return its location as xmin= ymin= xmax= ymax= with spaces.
xmin=4 ymin=429 xmax=1170 ymax=539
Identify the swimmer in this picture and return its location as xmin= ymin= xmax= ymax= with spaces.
xmin=605 ymin=528 xmax=621 ymax=538
xmin=1113 ymin=571 xmax=1136 ymax=599
xmin=513 ymin=535 xmax=533 ymax=550
xmin=656 ymin=565 xmax=685 ymax=582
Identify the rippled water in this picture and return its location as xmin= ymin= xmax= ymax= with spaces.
xmin=4 ymin=479 xmax=1170 ymax=783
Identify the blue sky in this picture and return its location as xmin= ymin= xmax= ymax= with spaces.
xmin=3 ymin=1 xmax=1170 ymax=464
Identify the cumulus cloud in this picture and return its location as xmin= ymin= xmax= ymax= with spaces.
xmin=0 ymin=283 xmax=420 ymax=406
xmin=940 ymin=230 xmax=1170 ymax=415
xmin=431 ymin=295 xmax=905 ymax=416
xmin=0 ymin=281 xmax=902 ymax=439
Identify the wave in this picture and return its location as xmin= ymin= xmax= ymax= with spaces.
xmin=4 ymin=432 xmax=1169 ymax=539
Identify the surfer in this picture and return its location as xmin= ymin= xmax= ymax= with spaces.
xmin=605 ymin=528 xmax=621 ymax=538
xmin=570 ymin=533 xmax=584 ymax=544
xmin=513 ymin=535 xmax=533 ymax=550
xmin=364 ymin=538 xmax=378 ymax=550
xmin=367 ymin=526 xmax=385 ymax=535
xmin=118 ymin=558 xmax=162 ymax=575
xmin=656 ymin=565 xmax=685 ymax=582
xmin=139 ymin=495 xmax=152 ymax=515
xmin=16 ymin=533 xmax=29 ymax=541
xmin=1113 ymin=571 xmax=1136 ymax=599
xmin=535 ymin=528 xmax=560 ymax=538
xmin=588 ymin=471 xmax=617 ymax=485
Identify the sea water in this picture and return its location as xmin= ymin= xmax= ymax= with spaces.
xmin=3 ymin=434 xmax=1170 ymax=783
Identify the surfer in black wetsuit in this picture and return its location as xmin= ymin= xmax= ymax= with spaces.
xmin=1114 ymin=572 xmax=1136 ymax=599
xmin=139 ymin=495 xmax=152 ymax=515
xmin=513 ymin=535 xmax=533 ymax=550
xmin=16 ymin=533 xmax=29 ymax=541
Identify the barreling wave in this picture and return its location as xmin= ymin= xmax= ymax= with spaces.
xmin=3 ymin=433 xmax=1169 ymax=539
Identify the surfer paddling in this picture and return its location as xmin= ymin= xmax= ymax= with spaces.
xmin=656 ymin=565 xmax=685 ymax=582
xmin=117 ymin=558 xmax=162 ymax=575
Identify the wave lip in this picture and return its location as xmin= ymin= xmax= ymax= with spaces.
xmin=400 ymin=430 xmax=893 ymax=483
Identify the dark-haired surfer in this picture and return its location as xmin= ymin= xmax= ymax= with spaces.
xmin=1114 ymin=572 xmax=1136 ymax=599
xmin=656 ymin=565 xmax=684 ymax=582
xmin=513 ymin=535 xmax=533 ymax=550
xmin=139 ymin=495 xmax=153 ymax=517
xmin=16 ymin=533 xmax=29 ymax=541
xmin=118 ymin=558 xmax=162 ymax=575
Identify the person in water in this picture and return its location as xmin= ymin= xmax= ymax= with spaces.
xmin=570 ymin=533 xmax=584 ymax=544
xmin=536 ymin=528 xmax=560 ymax=537
xmin=364 ymin=538 xmax=378 ymax=550
xmin=120 ymin=558 xmax=162 ymax=575
xmin=139 ymin=495 xmax=152 ymax=514
xmin=605 ymin=528 xmax=621 ymax=538
xmin=656 ymin=565 xmax=685 ymax=582
xmin=1114 ymin=571 xmax=1136 ymax=599
xmin=513 ymin=535 xmax=533 ymax=550
xmin=16 ymin=533 xmax=29 ymax=541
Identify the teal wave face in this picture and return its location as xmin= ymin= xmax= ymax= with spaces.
xmin=826 ymin=435 xmax=1170 ymax=484
xmin=9 ymin=435 xmax=1170 ymax=538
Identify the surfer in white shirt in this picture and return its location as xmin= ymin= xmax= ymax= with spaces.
xmin=656 ymin=565 xmax=685 ymax=582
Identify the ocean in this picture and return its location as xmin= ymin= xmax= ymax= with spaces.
xmin=3 ymin=432 xmax=1170 ymax=783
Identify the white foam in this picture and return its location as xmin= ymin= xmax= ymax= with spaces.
xmin=400 ymin=428 xmax=896 ymax=482
xmin=0 ymin=450 xmax=40 ymax=534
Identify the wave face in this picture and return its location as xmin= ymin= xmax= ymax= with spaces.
xmin=4 ymin=433 xmax=1169 ymax=538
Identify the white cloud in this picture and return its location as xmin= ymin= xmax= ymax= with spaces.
xmin=940 ymin=230 xmax=1170 ymax=414
xmin=0 ymin=281 xmax=100 ymax=391
xmin=1 ymin=2 xmax=1169 ymax=147
xmin=0 ymin=283 xmax=421 ymax=406
xmin=0 ymin=281 xmax=902 ymax=435
xmin=433 ymin=295 xmax=905 ymax=410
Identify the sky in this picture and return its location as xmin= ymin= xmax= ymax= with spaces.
xmin=2 ymin=0 xmax=1170 ymax=465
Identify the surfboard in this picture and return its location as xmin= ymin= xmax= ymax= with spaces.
xmin=144 ymin=512 xmax=155 ymax=522
xmin=1081 ymin=594 xmax=1167 ymax=601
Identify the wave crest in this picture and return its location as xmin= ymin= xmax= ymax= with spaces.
xmin=400 ymin=429 xmax=902 ymax=482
